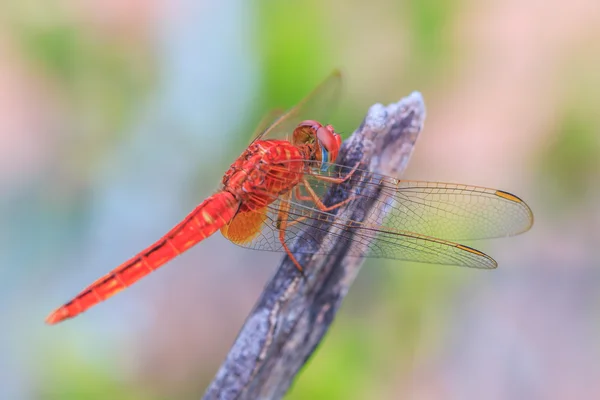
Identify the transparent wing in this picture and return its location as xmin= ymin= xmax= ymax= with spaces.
xmin=220 ymin=160 xmax=533 ymax=268
xmin=250 ymin=70 xmax=343 ymax=143
xmin=272 ymin=161 xmax=533 ymax=240
xmin=235 ymin=197 xmax=497 ymax=269
xmin=248 ymin=108 xmax=285 ymax=144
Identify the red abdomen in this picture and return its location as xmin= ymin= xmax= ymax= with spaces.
xmin=46 ymin=191 xmax=239 ymax=324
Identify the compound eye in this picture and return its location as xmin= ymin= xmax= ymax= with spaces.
xmin=317 ymin=125 xmax=342 ymax=170
xmin=330 ymin=132 xmax=342 ymax=162
xmin=316 ymin=126 xmax=336 ymax=152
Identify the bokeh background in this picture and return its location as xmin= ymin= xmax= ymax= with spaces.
xmin=2 ymin=1 xmax=600 ymax=399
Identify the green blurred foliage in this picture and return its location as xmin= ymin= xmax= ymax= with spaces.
xmin=287 ymin=325 xmax=376 ymax=400
xmin=402 ymin=0 xmax=459 ymax=84
xmin=18 ymin=22 xmax=152 ymax=134
xmin=256 ymin=1 xmax=336 ymax=111
xmin=6 ymin=2 xmax=153 ymax=176
xmin=37 ymin=350 xmax=153 ymax=400
xmin=538 ymin=71 xmax=600 ymax=210
xmin=286 ymin=263 xmax=468 ymax=399
xmin=540 ymin=109 xmax=600 ymax=206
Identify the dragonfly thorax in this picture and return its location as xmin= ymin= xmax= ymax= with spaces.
xmin=222 ymin=140 xmax=307 ymax=211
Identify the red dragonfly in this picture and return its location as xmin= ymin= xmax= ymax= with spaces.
xmin=46 ymin=70 xmax=534 ymax=325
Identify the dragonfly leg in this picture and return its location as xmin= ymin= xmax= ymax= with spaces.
xmin=284 ymin=216 xmax=309 ymax=228
xmin=301 ymin=177 xmax=355 ymax=212
xmin=310 ymin=161 xmax=361 ymax=184
xmin=295 ymin=186 xmax=313 ymax=201
xmin=276 ymin=192 xmax=306 ymax=276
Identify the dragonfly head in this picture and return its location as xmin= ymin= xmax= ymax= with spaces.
xmin=294 ymin=120 xmax=342 ymax=171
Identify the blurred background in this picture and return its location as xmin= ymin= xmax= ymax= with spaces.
xmin=1 ymin=0 xmax=599 ymax=399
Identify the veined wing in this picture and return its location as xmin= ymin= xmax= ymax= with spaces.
xmin=248 ymin=108 xmax=285 ymax=144
xmin=219 ymin=161 xmax=533 ymax=268
xmin=222 ymin=195 xmax=497 ymax=269
xmin=269 ymin=160 xmax=534 ymax=241
xmin=250 ymin=70 xmax=343 ymax=143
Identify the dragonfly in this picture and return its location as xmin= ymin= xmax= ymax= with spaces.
xmin=46 ymin=70 xmax=534 ymax=325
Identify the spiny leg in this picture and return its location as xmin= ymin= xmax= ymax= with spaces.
xmin=301 ymin=177 xmax=355 ymax=212
xmin=274 ymin=161 xmax=361 ymax=274
xmin=295 ymin=186 xmax=313 ymax=202
xmin=309 ymin=161 xmax=361 ymax=184
xmin=276 ymin=191 xmax=306 ymax=276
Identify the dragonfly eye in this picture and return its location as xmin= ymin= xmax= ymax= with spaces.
xmin=317 ymin=125 xmax=342 ymax=170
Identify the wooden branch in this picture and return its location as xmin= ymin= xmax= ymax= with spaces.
xmin=202 ymin=92 xmax=426 ymax=400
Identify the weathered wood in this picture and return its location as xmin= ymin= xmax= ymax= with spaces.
xmin=202 ymin=92 xmax=426 ymax=400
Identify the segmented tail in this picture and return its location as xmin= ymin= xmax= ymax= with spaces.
xmin=46 ymin=191 xmax=239 ymax=324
